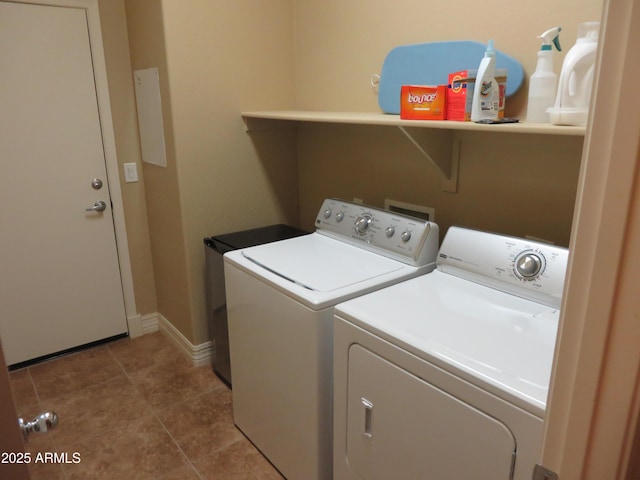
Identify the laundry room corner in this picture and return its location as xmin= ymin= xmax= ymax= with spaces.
xmin=98 ymin=0 xmax=158 ymax=335
xmin=123 ymin=0 xmax=298 ymax=351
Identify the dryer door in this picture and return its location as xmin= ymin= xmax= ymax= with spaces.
xmin=346 ymin=344 xmax=516 ymax=480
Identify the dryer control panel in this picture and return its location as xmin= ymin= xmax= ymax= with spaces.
xmin=315 ymin=198 xmax=439 ymax=268
xmin=437 ymin=226 xmax=569 ymax=308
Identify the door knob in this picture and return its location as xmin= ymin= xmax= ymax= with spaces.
xmin=18 ymin=411 xmax=58 ymax=439
xmin=86 ymin=200 xmax=107 ymax=212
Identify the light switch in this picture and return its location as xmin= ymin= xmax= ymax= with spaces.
xmin=124 ymin=163 xmax=138 ymax=183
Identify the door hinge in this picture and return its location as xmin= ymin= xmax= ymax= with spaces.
xmin=533 ymin=464 xmax=559 ymax=480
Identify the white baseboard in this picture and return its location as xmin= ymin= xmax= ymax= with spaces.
xmin=127 ymin=312 xmax=160 ymax=338
xmin=127 ymin=312 xmax=214 ymax=367
xmin=157 ymin=313 xmax=214 ymax=368
xmin=126 ymin=313 xmax=143 ymax=338
xmin=141 ymin=313 xmax=160 ymax=334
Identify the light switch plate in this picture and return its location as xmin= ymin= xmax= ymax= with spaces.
xmin=124 ymin=163 xmax=138 ymax=183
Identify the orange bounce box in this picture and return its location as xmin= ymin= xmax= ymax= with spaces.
xmin=400 ymin=85 xmax=447 ymax=120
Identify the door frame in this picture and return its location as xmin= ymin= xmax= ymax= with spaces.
xmin=0 ymin=342 xmax=29 ymax=480
xmin=541 ymin=0 xmax=640 ymax=478
xmin=8 ymin=0 xmax=137 ymax=326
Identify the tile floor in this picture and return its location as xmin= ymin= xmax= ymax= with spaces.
xmin=8 ymin=332 xmax=284 ymax=480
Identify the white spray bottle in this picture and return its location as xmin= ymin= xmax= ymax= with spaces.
xmin=471 ymin=40 xmax=499 ymax=122
xmin=526 ymin=27 xmax=562 ymax=123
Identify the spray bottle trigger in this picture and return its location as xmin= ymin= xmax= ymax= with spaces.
xmin=539 ymin=27 xmax=562 ymax=52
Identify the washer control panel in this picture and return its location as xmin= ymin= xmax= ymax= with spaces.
xmin=437 ymin=226 xmax=569 ymax=307
xmin=315 ymin=198 xmax=439 ymax=267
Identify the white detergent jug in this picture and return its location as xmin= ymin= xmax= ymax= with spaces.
xmin=548 ymin=21 xmax=600 ymax=126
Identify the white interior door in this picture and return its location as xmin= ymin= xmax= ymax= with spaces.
xmin=0 ymin=1 xmax=128 ymax=366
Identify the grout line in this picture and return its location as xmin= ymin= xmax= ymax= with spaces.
xmin=26 ymin=367 xmax=42 ymax=406
xmin=105 ymin=340 xmax=137 ymax=385
xmin=105 ymin=334 xmax=234 ymax=476
xmin=155 ymin=416 xmax=207 ymax=480
xmin=24 ymin=333 xmax=252 ymax=480
xmin=149 ymin=379 xmax=239 ymax=479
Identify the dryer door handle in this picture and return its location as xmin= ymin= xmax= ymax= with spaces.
xmin=361 ymin=397 xmax=374 ymax=439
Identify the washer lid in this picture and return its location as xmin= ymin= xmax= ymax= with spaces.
xmin=241 ymin=233 xmax=405 ymax=292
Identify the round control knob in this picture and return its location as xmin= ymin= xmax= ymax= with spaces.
xmin=385 ymin=226 xmax=396 ymax=238
xmin=515 ymin=252 xmax=543 ymax=279
xmin=354 ymin=214 xmax=373 ymax=234
xmin=336 ymin=212 xmax=344 ymax=222
xmin=323 ymin=208 xmax=332 ymax=219
xmin=400 ymin=230 xmax=412 ymax=242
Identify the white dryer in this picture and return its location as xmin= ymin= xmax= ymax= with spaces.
xmin=224 ymin=198 xmax=439 ymax=480
xmin=333 ymin=226 xmax=569 ymax=480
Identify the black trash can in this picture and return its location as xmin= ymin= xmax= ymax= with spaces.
xmin=204 ymin=224 xmax=308 ymax=386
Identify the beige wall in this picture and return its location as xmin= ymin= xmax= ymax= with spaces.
xmin=125 ymin=0 xmax=297 ymax=343
xmin=117 ymin=0 xmax=602 ymax=343
xmin=298 ymin=126 xmax=584 ymax=246
xmin=294 ymin=0 xmax=603 ymax=246
xmin=124 ymin=0 xmax=192 ymax=339
xmin=293 ymin=0 xmax=603 ymax=115
xmin=99 ymin=0 xmax=157 ymax=316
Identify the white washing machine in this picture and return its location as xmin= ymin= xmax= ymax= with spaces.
xmin=333 ymin=226 xmax=569 ymax=480
xmin=224 ymin=198 xmax=439 ymax=480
